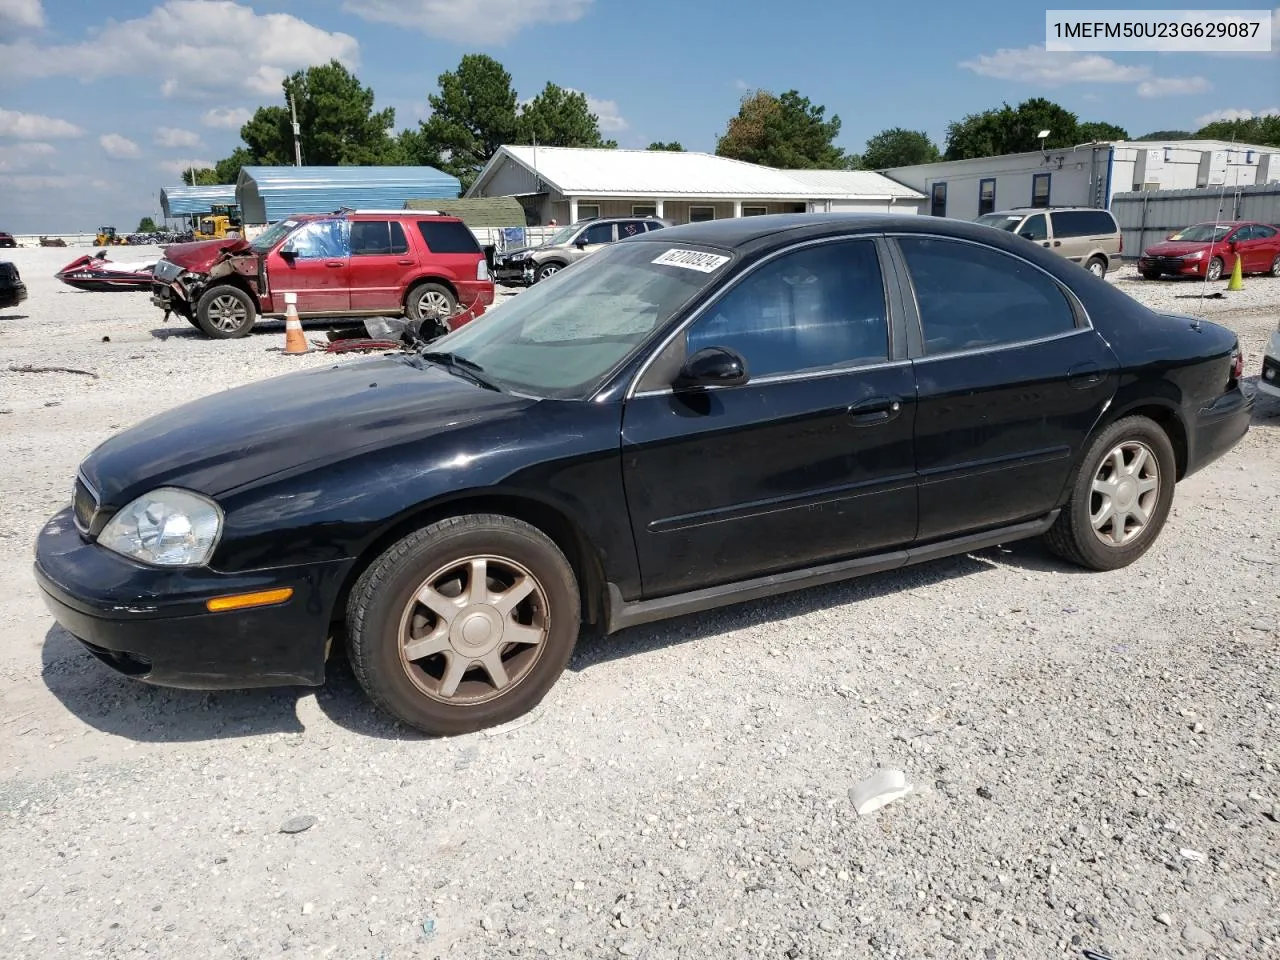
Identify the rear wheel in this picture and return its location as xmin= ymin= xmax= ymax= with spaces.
xmin=406 ymin=282 xmax=456 ymax=339
xmin=195 ymin=285 xmax=255 ymax=339
xmin=1206 ymin=257 xmax=1224 ymax=282
xmin=1085 ymin=255 xmax=1107 ymax=278
xmin=346 ymin=514 xmax=580 ymax=736
xmin=1044 ymin=415 xmax=1176 ymax=571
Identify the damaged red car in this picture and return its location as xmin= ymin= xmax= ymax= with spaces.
xmin=151 ymin=210 xmax=495 ymax=339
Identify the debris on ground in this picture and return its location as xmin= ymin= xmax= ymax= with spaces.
xmin=8 ymin=363 xmax=98 ymax=378
xmin=279 ymin=815 xmax=317 ymax=834
xmin=849 ymin=769 xmax=913 ymax=815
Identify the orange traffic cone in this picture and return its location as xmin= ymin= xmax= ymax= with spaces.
xmin=283 ymin=293 xmax=308 ymax=355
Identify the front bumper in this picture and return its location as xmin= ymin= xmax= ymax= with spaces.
xmin=494 ymin=260 xmax=534 ymax=283
xmin=1259 ymin=331 xmax=1280 ymax=399
xmin=1184 ymin=385 xmax=1254 ymax=478
xmin=34 ymin=508 xmax=346 ymax=689
xmin=1138 ymin=256 xmax=1204 ymax=277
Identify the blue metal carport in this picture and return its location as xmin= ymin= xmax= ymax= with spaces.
xmin=236 ymin=166 xmax=461 ymax=223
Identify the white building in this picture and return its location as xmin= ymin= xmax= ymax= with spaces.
xmin=466 ymin=146 xmax=925 ymax=225
xmin=882 ymin=139 xmax=1280 ymax=220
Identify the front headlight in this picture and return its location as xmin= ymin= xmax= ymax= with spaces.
xmin=1186 ymin=250 xmax=1204 ymax=260
xmin=97 ymin=488 xmax=223 ymax=567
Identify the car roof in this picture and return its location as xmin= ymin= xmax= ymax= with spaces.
xmin=987 ymin=206 xmax=1111 ymax=215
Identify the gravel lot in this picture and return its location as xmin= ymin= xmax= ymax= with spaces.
xmin=1 ymin=246 xmax=1277 ymax=960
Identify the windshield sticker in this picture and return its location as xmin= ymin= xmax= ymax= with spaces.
xmin=652 ymin=249 xmax=730 ymax=273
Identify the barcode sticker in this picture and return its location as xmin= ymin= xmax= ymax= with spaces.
xmin=651 ymin=249 xmax=730 ymax=273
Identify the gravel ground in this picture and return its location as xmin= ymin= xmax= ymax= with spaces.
xmin=1 ymin=247 xmax=1278 ymax=960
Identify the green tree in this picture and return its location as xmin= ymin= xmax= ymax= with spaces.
xmin=136 ymin=216 xmax=158 ymax=233
xmin=945 ymin=98 xmax=1082 ymax=159
xmin=1195 ymin=115 xmax=1280 ymax=148
xmin=861 ymin=127 xmax=940 ymax=168
xmin=410 ymin=54 xmax=520 ymax=187
xmin=517 ymin=83 xmax=617 ymax=149
xmin=214 ymin=147 xmax=255 ymax=185
xmin=238 ymin=105 xmax=292 ymax=166
xmin=1077 ymin=121 xmax=1129 ymax=141
xmin=181 ymin=167 xmax=222 ymax=185
xmin=1134 ymin=129 xmax=1192 ymax=140
xmin=647 ymin=141 xmax=685 ymax=151
xmin=285 ymin=61 xmax=395 ymax=165
xmin=716 ymin=90 xmax=850 ymax=168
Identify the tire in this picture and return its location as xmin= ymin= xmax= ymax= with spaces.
xmin=536 ymin=262 xmax=564 ymax=283
xmin=406 ymin=282 xmax=456 ymax=338
xmin=1044 ymin=415 xmax=1176 ymax=572
xmin=195 ymin=284 xmax=256 ymax=339
xmin=346 ymin=514 xmax=581 ymax=736
xmin=1085 ymin=255 xmax=1107 ymax=279
xmin=1270 ymin=254 xmax=1280 ymax=278
xmin=1206 ymin=257 xmax=1224 ymax=282
xmin=1140 ymin=270 xmax=1161 ymax=280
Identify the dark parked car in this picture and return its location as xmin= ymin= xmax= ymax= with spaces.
xmin=0 ymin=261 xmax=28 ymax=308
xmin=0 ymin=232 xmax=17 ymax=249
xmin=34 ymin=214 xmax=1252 ymax=735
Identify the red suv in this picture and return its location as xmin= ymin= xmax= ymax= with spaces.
xmin=151 ymin=210 xmax=494 ymax=339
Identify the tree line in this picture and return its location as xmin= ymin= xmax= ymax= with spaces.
xmin=185 ymin=55 xmax=1280 ymax=190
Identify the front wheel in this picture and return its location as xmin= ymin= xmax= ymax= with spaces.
xmin=536 ymin=263 xmax=563 ymax=283
xmin=346 ymin=515 xmax=581 ymax=736
xmin=1269 ymin=254 xmax=1280 ymax=278
xmin=195 ymin=285 xmax=256 ymax=339
xmin=1206 ymin=257 xmax=1224 ymax=282
xmin=1044 ymin=416 xmax=1176 ymax=571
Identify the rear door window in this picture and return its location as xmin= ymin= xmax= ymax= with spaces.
xmin=618 ymin=221 xmax=647 ymax=239
xmin=351 ymin=221 xmax=395 ymax=256
xmin=417 ymin=220 xmax=481 ymax=254
xmin=1050 ymin=210 xmax=1117 ymax=238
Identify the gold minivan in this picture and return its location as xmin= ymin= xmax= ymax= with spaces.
xmin=975 ymin=207 xmax=1122 ymax=278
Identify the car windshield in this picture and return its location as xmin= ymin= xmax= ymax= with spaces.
xmin=542 ymin=225 xmax=580 ymax=246
xmin=975 ymin=214 xmax=1023 ymax=232
xmin=1169 ymin=224 xmax=1233 ymax=242
xmin=250 ymin=219 xmax=300 ymax=253
xmin=424 ymin=240 xmax=733 ymax=399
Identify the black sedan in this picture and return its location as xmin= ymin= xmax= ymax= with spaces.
xmin=34 ymin=214 xmax=1253 ymax=735
xmin=0 ymin=261 xmax=28 ymax=309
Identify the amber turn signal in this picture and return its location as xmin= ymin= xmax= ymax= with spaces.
xmin=205 ymin=587 xmax=294 ymax=613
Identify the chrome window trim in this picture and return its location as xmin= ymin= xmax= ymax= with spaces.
xmin=910 ymin=327 xmax=1093 ymax=365
xmin=632 ymin=358 xmax=913 ymax=399
xmin=623 ymin=234 xmax=893 ymax=400
xmin=884 ymin=231 xmax=1095 ymax=344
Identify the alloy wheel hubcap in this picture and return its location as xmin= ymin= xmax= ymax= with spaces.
xmin=1089 ymin=261 xmax=1104 ymax=276
xmin=209 ymin=295 xmax=247 ymax=331
xmin=1208 ymin=261 xmax=1222 ymax=280
xmin=397 ymin=555 xmax=548 ymax=704
xmin=417 ymin=291 xmax=450 ymax=319
xmin=540 ymin=265 xmax=559 ymax=277
xmin=1090 ymin=440 xmax=1159 ymax=547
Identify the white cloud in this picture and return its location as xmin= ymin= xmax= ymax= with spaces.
xmin=0 ymin=1 xmax=359 ymax=98
xmin=201 ymin=106 xmax=252 ymax=130
xmin=0 ymin=141 xmax=56 ymax=174
xmin=10 ymin=174 xmax=90 ymax=191
xmin=100 ymin=133 xmax=141 ymax=159
xmin=1194 ymin=106 xmax=1280 ymax=127
xmin=0 ymin=107 xmax=83 ymax=139
xmin=157 ymin=157 xmax=217 ymax=178
xmin=734 ymin=79 xmax=751 ymax=92
xmin=1137 ymin=76 xmax=1211 ymax=98
xmin=0 ymin=0 xmax=43 ymax=29
xmin=586 ymin=96 xmax=626 ymax=132
xmin=155 ymin=126 xmax=204 ymax=149
xmin=960 ymin=46 xmax=1148 ymax=85
xmin=342 ymin=0 xmax=594 ymax=44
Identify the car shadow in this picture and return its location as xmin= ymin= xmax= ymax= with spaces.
xmin=149 ymin=319 xmax=367 ymax=343
xmin=0 ymin=313 xmax=30 ymax=321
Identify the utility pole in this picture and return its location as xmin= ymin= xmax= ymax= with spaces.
xmin=290 ymin=92 xmax=302 ymax=166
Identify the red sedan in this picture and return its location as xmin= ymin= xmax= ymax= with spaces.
xmin=1138 ymin=220 xmax=1280 ymax=281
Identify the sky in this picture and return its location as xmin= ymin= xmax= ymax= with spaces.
xmin=1 ymin=0 xmax=1278 ymax=233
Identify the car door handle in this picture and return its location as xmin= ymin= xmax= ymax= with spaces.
xmin=325 ymin=261 xmax=343 ymax=268
xmin=1053 ymin=240 xmax=1062 ymax=247
xmin=846 ymin=396 xmax=902 ymax=425
xmin=1068 ymin=361 xmax=1104 ymax=389
xmin=1041 ymin=241 xmax=1050 ymax=247
xmin=397 ymin=258 xmax=414 ymax=266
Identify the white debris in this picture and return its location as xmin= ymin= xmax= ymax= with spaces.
xmin=1179 ymin=848 xmax=1207 ymax=863
xmin=849 ymin=769 xmax=914 ymax=816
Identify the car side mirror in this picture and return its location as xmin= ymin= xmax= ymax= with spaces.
xmin=1019 ymin=231 xmax=1035 ymax=240
xmin=279 ymin=243 xmax=297 ymax=260
xmin=574 ymin=239 xmax=588 ymax=249
xmin=673 ymin=347 xmax=749 ymax=391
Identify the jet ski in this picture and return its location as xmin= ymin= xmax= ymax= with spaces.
xmin=55 ymin=250 xmax=156 ymax=292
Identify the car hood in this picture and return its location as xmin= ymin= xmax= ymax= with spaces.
xmin=1142 ymin=240 xmax=1217 ymax=257
xmin=79 ymin=357 xmax=534 ymax=506
xmin=161 ymin=237 xmax=252 ymax=271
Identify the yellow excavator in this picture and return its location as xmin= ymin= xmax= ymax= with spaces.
xmin=192 ymin=204 xmax=243 ymax=241
xmin=95 ymin=226 xmax=126 ymax=246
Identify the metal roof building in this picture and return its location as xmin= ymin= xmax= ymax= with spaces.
xmin=466 ymin=146 xmax=924 ymax=225
xmin=160 ymin=184 xmax=237 ymax=218
xmin=237 ymin=165 xmax=461 ymax=223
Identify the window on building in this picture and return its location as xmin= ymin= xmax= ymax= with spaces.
xmin=417 ymin=220 xmax=481 ymax=253
xmin=1031 ymin=173 xmax=1051 ymax=208
xmin=576 ymin=204 xmax=601 ymax=221
xmin=684 ymin=239 xmax=888 ymax=379
xmin=898 ymin=237 xmax=1077 ymax=356
xmin=632 ymin=204 xmax=657 ymax=217
xmin=1049 ymin=210 xmax=1118 ymax=239
xmin=742 ymin=205 xmax=768 ymax=217
xmin=689 ymin=206 xmax=716 ymax=222
xmin=978 ymin=179 xmax=996 ymax=216
xmin=930 ymin=182 xmax=947 ymax=217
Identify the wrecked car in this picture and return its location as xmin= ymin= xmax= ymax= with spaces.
xmin=150 ymin=210 xmax=495 ymax=339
